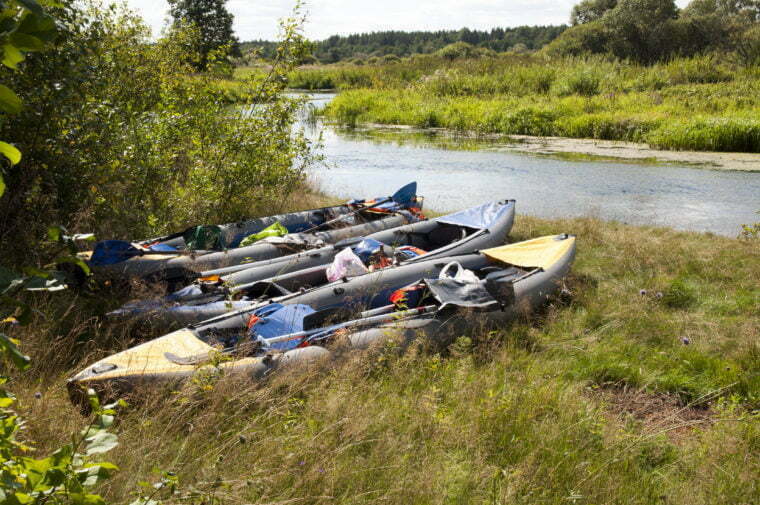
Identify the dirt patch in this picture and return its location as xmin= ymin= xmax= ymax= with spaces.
xmin=594 ymin=387 xmax=714 ymax=443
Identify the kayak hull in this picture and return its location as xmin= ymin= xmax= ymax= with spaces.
xmin=112 ymin=200 xmax=516 ymax=326
xmin=70 ymin=235 xmax=575 ymax=404
xmin=90 ymin=212 xmax=415 ymax=283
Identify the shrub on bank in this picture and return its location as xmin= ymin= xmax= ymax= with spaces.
xmin=646 ymin=117 xmax=760 ymax=152
xmin=0 ymin=4 xmax=312 ymax=265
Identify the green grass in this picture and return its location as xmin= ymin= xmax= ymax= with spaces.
xmin=10 ymin=208 xmax=759 ymax=504
xmin=289 ymin=53 xmax=760 ymax=153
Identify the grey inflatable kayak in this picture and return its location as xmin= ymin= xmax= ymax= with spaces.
xmin=83 ymin=183 xmax=422 ymax=284
xmin=110 ymin=200 xmax=516 ymax=326
xmin=68 ymin=234 xmax=575 ymax=402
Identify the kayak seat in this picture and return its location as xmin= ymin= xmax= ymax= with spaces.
xmin=426 ymin=224 xmax=469 ymax=249
xmin=240 ymin=281 xmax=292 ymax=299
xmin=394 ymin=224 xmax=468 ymax=250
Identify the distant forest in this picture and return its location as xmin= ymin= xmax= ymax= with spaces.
xmin=241 ymin=26 xmax=567 ymax=63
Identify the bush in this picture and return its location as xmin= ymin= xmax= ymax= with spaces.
xmin=554 ymin=69 xmax=602 ymax=96
xmin=0 ymin=3 xmax=311 ymax=265
xmin=435 ymin=42 xmax=478 ymax=60
xmin=646 ymin=117 xmax=760 ymax=152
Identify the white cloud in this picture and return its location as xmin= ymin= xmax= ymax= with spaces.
xmin=121 ymin=0 xmax=693 ymax=41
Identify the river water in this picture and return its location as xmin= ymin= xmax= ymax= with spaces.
xmin=302 ymin=93 xmax=760 ymax=236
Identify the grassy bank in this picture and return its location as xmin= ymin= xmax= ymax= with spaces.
xmin=274 ymin=54 xmax=760 ymax=153
xmin=10 ymin=208 xmax=759 ymax=504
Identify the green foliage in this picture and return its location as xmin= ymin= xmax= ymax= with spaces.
xmin=168 ymin=0 xmax=240 ymax=69
xmin=435 ymin=42 xmax=479 ymax=60
xmin=314 ymin=52 xmax=760 ymax=152
xmin=550 ymin=0 xmax=760 ymax=63
xmin=243 ymin=25 xmax=568 ymax=63
xmin=0 ymin=377 xmax=123 ymax=505
xmin=0 ymin=2 xmax=313 ymax=265
xmin=0 ymin=0 xmax=58 ymax=194
xmin=603 ymin=0 xmax=679 ymax=64
xmin=571 ymin=0 xmax=618 ymax=25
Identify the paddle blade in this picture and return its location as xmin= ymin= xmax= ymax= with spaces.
xmin=391 ymin=182 xmax=417 ymax=206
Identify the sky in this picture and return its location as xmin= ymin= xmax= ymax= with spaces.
xmin=124 ymin=0 xmax=692 ymax=42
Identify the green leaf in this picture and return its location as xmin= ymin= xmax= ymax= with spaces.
xmin=2 ymin=43 xmax=25 ymax=69
xmin=47 ymin=225 xmax=62 ymax=242
xmin=17 ymin=12 xmax=57 ymax=41
xmin=0 ymin=389 xmax=15 ymax=407
xmin=77 ymin=462 xmax=119 ymax=486
xmin=18 ymin=0 xmax=44 ymax=16
xmin=10 ymin=492 xmax=34 ymax=504
xmin=0 ymin=84 xmax=22 ymax=114
xmin=0 ymin=141 xmax=21 ymax=165
xmin=9 ymin=32 xmax=44 ymax=51
xmin=84 ymin=431 xmax=118 ymax=455
xmin=55 ymin=255 xmax=91 ymax=277
xmin=0 ymin=332 xmax=30 ymax=370
xmin=0 ymin=173 xmax=4 ymax=198
xmin=87 ymin=388 xmax=100 ymax=412
xmin=95 ymin=413 xmax=114 ymax=429
xmin=69 ymin=493 xmax=106 ymax=505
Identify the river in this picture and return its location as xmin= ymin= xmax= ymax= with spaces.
xmin=301 ymin=93 xmax=760 ymax=236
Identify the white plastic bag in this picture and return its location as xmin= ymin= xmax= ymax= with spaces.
xmin=439 ymin=261 xmax=479 ymax=284
xmin=326 ymin=247 xmax=369 ymax=282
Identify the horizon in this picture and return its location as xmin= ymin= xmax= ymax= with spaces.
xmin=124 ymin=0 xmax=692 ymax=42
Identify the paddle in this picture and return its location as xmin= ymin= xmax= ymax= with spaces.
xmin=163 ymin=303 xmax=436 ymax=366
xmin=299 ymin=182 xmax=418 ymax=235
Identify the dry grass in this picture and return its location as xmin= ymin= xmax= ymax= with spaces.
xmin=7 ymin=206 xmax=759 ymax=504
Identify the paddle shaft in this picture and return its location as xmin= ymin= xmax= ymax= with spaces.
xmin=262 ymin=304 xmax=437 ymax=345
xmin=299 ymin=197 xmax=393 ymax=235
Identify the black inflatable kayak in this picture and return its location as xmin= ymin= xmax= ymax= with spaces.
xmin=109 ymin=200 xmax=516 ymax=326
xmin=82 ymin=183 xmax=422 ymax=283
xmin=68 ymin=234 xmax=575 ymax=402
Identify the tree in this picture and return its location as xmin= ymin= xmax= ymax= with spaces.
xmin=570 ymin=0 xmax=618 ymax=25
xmin=602 ymin=0 xmax=679 ymax=63
xmin=168 ymin=0 xmax=241 ymax=69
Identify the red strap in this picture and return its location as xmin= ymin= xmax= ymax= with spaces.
xmin=246 ymin=314 xmax=260 ymax=330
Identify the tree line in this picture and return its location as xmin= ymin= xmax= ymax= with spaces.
xmin=547 ymin=0 xmax=760 ymax=64
xmin=241 ymin=26 xmax=567 ymax=63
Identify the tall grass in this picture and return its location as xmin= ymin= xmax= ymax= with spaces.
xmin=9 ymin=209 xmax=760 ymax=504
xmin=294 ymin=53 xmax=760 ymax=152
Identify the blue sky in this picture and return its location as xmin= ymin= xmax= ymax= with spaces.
xmin=123 ymin=0 xmax=692 ymax=41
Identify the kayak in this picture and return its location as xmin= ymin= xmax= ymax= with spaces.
xmin=109 ymin=200 xmax=516 ymax=326
xmin=83 ymin=183 xmax=422 ymax=284
xmin=68 ymin=234 xmax=575 ymax=403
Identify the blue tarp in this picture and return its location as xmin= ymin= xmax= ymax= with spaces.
xmin=436 ymin=201 xmax=512 ymax=230
xmin=90 ymin=240 xmax=177 ymax=266
xmin=90 ymin=241 xmax=141 ymax=266
xmin=249 ymin=303 xmax=316 ymax=351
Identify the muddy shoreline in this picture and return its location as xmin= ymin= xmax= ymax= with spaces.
xmin=356 ymin=123 xmax=760 ymax=172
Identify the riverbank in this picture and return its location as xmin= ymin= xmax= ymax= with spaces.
xmin=504 ymin=135 xmax=760 ymax=171
xmin=12 ymin=198 xmax=759 ymax=504
xmin=322 ymin=86 xmax=760 ymax=154
xmin=272 ymin=54 xmax=760 ymax=154
xmin=345 ymin=122 xmax=760 ymax=171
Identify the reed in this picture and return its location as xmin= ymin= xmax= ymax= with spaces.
xmin=284 ymin=53 xmax=760 ymax=152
